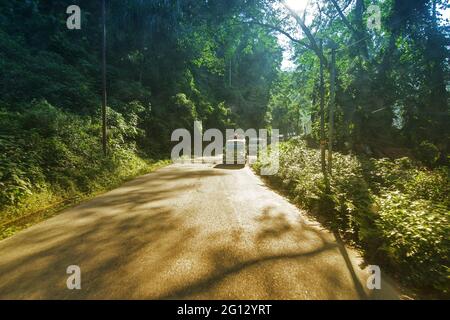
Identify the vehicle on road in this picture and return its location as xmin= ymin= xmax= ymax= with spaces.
xmin=223 ymin=139 xmax=247 ymax=165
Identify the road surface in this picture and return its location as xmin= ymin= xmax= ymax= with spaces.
xmin=0 ymin=163 xmax=400 ymax=299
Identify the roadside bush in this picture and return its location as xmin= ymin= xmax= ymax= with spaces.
xmin=0 ymin=101 xmax=161 ymax=223
xmin=415 ymin=141 xmax=441 ymax=167
xmin=329 ymin=154 xmax=379 ymax=248
xmin=375 ymin=192 xmax=449 ymax=293
xmin=404 ymin=167 xmax=450 ymax=206
xmin=254 ymin=138 xmax=450 ymax=295
xmin=255 ymin=140 xmax=374 ymax=243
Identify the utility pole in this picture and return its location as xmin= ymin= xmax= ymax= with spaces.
xmin=319 ymin=40 xmax=327 ymax=181
xmin=328 ymin=41 xmax=338 ymax=174
xmin=101 ymin=0 xmax=108 ymax=156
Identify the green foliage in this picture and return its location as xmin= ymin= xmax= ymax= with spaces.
xmin=254 ymin=139 xmax=450 ymax=295
xmin=0 ymin=0 xmax=282 ymax=156
xmin=0 ymin=101 xmax=164 ymax=226
xmin=375 ymin=192 xmax=449 ymax=293
xmin=266 ymin=0 xmax=449 ymax=158
xmin=173 ymin=93 xmax=198 ymax=125
xmin=415 ymin=141 xmax=442 ymax=168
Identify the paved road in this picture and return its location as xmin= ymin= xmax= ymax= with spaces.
xmin=0 ymin=164 xmax=400 ymax=299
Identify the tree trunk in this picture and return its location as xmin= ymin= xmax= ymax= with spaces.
xmin=102 ymin=0 xmax=108 ymax=156
xmin=328 ymin=47 xmax=337 ymax=175
xmin=319 ymin=40 xmax=327 ymax=181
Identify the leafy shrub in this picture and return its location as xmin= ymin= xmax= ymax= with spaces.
xmin=375 ymin=192 xmax=449 ymax=293
xmin=254 ymin=138 xmax=450 ymax=295
xmin=255 ymin=141 xmax=324 ymax=210
xmin=0 ymin=101 xmax=163 ymax=224
xmin=255 ymin=139 xmax=374 ymax=242
xmin=415 ymin=141 xmax=441 ymax=167
xmin=172 ymin=93 xmax=198 ymax=126
xmin=404 ymin=167 xmax=450 ymax=206
xmin=20 ymin=100 xmax=65 ymax=137
xmin=329 ymin=154 xmax=376 ymax=245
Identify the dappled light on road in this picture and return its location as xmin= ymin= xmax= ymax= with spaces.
xmin=0 ymin=164 xmax=399 ymax=299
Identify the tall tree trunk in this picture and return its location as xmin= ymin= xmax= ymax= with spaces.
xmin=328 ymin=46 xmax=337 ymax=175
xmin=319 ymin=40 xmax=327 ymax=182
xmin=102 ymin=0 xmax=108 ymax=156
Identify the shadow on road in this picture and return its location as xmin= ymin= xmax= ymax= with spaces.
xmin=157 ymin=206 xmax=357 ymax=299
xmin=158 ymin=205 xmax=398 ymax=300
xmin=0 ymin=166 xmax=225 ymax=299
xmin=0 ymin=166 xmax=399 ymax=300
xmin=214 ymin=164 xmax=246 ymax=170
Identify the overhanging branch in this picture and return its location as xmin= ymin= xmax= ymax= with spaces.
xmin=244 ymin=21 xmax=312 ymax=50
xmin=281 ymin=2 xmax=328 ymax=67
